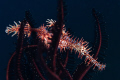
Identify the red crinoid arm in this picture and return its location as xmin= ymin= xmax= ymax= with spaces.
xmin=6 ymin=52 xmax=16 ymax=80
xmin=51 ymin=0 xmax=64 ymax=73
xmin=38 ymin=39 xmax=61 ymax=80
xmin=59 ymin=49 xmax=69 ymax=76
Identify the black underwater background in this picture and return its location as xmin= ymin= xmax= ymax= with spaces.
xmin=0 ymin=0 xmax=119 ymax=80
